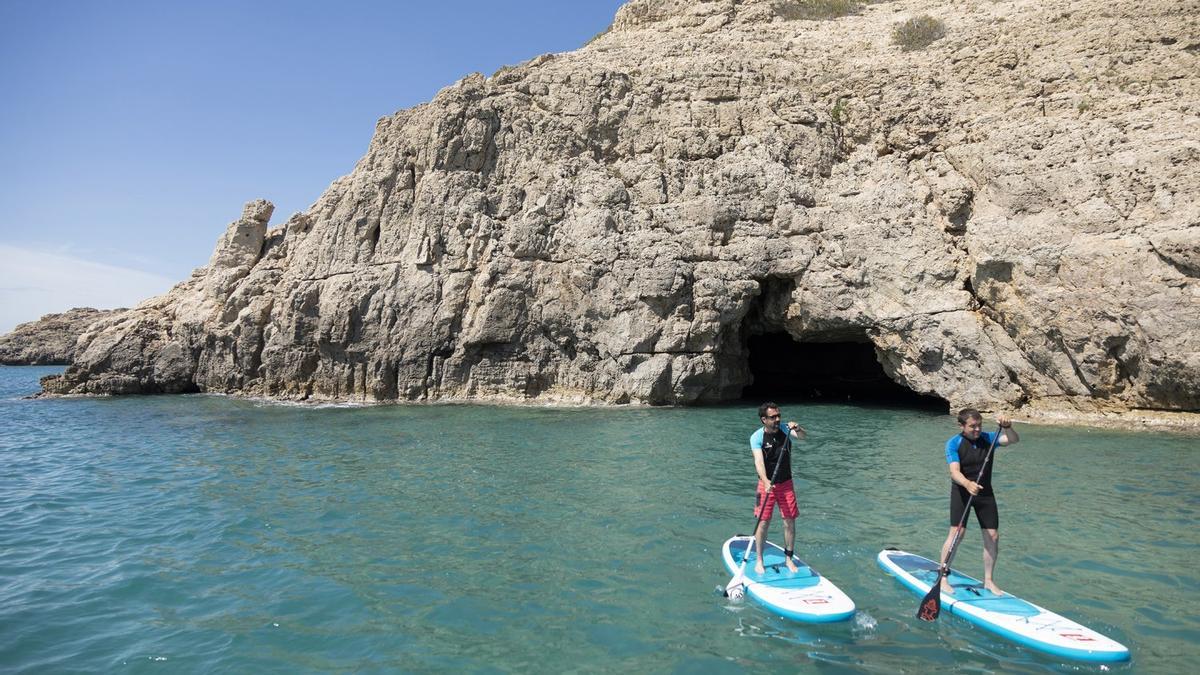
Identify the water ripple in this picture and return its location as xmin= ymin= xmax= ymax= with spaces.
xmin=0 ymin=368 xmax=1195 ymax=672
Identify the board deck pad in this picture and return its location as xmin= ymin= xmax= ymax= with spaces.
xmin=878 ymin=548 xmax=1130 ymax=663
xmin=729 ymin=541 xmax=821 ymax=588
xmin=722 ymin=537 xmax=855 ymax=623
xmin=894 ymin=551 xmax=1040 ymax=616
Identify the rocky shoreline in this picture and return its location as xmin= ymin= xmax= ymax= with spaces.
xmin=25 ymin=375 xmax=1200 ymax=433
xmin=31 ymin=0 xmax=1200 ymax=425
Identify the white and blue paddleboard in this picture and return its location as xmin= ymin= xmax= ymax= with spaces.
xmin=877 ymin=549 xmax=1130 ymax=663
xmin=722 ymin=536 xmax=855 ymax=622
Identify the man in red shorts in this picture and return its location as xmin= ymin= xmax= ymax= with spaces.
xmin=750 ymin=402 xmax=806 ymax=574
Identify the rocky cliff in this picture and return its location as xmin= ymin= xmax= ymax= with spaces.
xmin=41 ymin=0 xmax=1200 ymax=424
xmin=1 ymin=308 xmax=122 ymax=365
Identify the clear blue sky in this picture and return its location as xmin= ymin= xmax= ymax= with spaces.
xmin=0 ymin=0 xmax=626 ymax=333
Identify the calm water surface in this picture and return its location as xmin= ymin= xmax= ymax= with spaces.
xmin=1 ymin=366 xmax=1197 ymax=673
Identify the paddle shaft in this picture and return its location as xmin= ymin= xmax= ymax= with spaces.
xmin=751 ymin=430 xmax=791 ymax=541
xmin=943 ymin=425 xmax=1004 ymax=568
xmin=918 ymin=425 xmax=1004 ymax=620
xmin=727 ymin=429 xmax=792 ymax=594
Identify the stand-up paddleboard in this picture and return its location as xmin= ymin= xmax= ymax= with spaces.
xmin=722 ymin=536 xmax=855 ymax=622
xmin=877 ymin=549 xmax=1130 ymax=662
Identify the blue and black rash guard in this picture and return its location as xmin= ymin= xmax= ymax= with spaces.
xmin=945 ymin=431 xmax=999 ymax=492
xmin=750 ymin=428 xmax=793 ymax=483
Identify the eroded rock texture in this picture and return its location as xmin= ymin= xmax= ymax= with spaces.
xmin=42 ymin=0 xmax=1200 ymax=417
xmin=1 ymin=308 xmax=121 ymax=366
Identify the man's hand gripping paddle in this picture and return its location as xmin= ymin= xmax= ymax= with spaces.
xmin=917 ymin=425 xmax=1003 ymax=621
xmin=724 ymin=431 xmax=790 ymax=601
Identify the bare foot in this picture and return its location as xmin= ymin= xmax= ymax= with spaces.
xmin=754 ymin=563 xmax=766 ymax=575
xmin=984 ymin=581 xmax=1004 ymax=596
xmin=940 ymin=579 xmax=955 ymax=595
xmin=786 ymin=559 xmax=800 ymax=573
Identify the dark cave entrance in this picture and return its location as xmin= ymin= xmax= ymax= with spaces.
xmin=740 ymin=332 xmax=948 ymax=411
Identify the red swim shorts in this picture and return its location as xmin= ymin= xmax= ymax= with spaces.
xmin=754 ymin=479 xmax=799 ymax=522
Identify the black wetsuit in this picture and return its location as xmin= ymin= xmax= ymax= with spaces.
xmin=947 ymin=432 xmax=999 ymax=529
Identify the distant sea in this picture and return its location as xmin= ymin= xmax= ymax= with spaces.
xmin=2 ymin=365 xmax=1196 ymax=672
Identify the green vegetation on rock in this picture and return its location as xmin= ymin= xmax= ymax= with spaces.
xmin=892 ymin=14 xmax=946 ymax=51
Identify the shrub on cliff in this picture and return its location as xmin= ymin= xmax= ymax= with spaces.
xmin=892 ymin=15 xmax=946 ymax=50
xmin=774 ymin=0 xmax=863 ymax=21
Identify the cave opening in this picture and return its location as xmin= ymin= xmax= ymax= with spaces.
xmin=741 ymin=332 xmax=948 ymax=411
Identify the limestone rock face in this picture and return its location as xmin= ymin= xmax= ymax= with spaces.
xmin=41 ymin=0 xmax=1200 ymax=419
xmin=0 ymin=308 xmax=122 ymax=365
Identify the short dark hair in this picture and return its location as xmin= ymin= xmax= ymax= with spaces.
xmin=957 ymin=408 xmax=983 ymax=425
xmin=759 ymin=402 xmax=780 ymax=419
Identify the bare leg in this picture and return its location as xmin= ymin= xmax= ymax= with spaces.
xmin=782 ymin=518 xmax=800 ymax=572
xmin=982 ymin=528 xmax=1003 ymax=595
xmin=939 ymin=526 xmax=963 ymax=594
xmin=754 ymin=519 xmax=769 ymax=574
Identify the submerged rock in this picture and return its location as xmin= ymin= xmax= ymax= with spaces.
xmin=40 ymin=0 xmax=1200 ymax=420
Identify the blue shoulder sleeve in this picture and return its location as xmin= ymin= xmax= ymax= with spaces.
xmin=945 ymin=435 xmax=961 ymax=464
xmin=750 ymin=428 xmax=764 ymax=450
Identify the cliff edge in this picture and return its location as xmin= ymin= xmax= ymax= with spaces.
xmin=1 ymin=308 xmax=122 ymax=366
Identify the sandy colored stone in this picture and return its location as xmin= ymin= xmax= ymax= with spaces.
xmin=40 ymin=0 xmax=1200 ymax=427
xmin=0 ymin=308 xmax=122 ymax=365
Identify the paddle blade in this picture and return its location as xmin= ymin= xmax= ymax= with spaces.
xmin=724 ymin=569 xmax=746 ymax=598
xmin=917 ymin=578 xmax=942 ymax=621
xmin=724 ymin=537 xmax=755 ymax=598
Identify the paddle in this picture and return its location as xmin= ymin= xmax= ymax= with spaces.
xmin=917 ymin=424 xmax=1003 ymax=621
xmin=724 ymin=428 xmax=791 ymax=600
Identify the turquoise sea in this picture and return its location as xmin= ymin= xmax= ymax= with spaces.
xmin=1 ymin=365 xmax=1197 ymax=673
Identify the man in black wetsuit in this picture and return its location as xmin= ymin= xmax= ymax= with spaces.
xmin=938 ymin=408 xmax=1020 ymax=596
